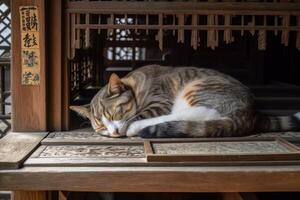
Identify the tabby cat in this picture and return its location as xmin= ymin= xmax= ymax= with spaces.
xmin=70 ymin=65 xmax=300 ymax=138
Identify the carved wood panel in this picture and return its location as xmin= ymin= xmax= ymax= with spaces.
xmin=21 ymin=132 xmax=300 ymax=167
xmin=36 ymin=145 xmax=145 ymax=158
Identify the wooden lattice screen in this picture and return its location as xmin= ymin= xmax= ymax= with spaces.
xmin=66 ymin=0 xmax=300 ymax=60
xmin=0 ymin=1 xmax=11 ymax=137
xmin=0 ymin=1 xmax=11 ymax=58
xmin=66 ymin=0 xmax=300 ymax=99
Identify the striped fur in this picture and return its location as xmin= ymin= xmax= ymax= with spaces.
xmin=70 ymin=65 xmax=300 ymax=138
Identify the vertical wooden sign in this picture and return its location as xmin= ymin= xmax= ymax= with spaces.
xmin=19 ymin=6 xmax=41 ymax=85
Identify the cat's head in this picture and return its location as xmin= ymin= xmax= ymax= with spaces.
xmin=70 ymin=73 xmax=137 ymax=137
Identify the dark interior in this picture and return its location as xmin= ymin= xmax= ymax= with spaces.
xmin=68 ymin=15 xmax=300 ymax=130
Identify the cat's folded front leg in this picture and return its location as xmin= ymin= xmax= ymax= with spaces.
xmin=126 ymin=120 xmax=144 ymax=137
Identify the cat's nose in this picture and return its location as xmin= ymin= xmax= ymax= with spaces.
xmin=111 ymin=129 xmax=123 ymax=137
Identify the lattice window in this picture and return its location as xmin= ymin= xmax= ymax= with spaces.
xmin=0 ymin=2 xmax=11 ymax=58
xmin=70 ymin=49 xmax=96 ymax=98
xmin=0 ymin=1 xmax=11 ymax=138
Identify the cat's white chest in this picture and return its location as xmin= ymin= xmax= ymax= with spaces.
xmin=172 ymin=90 xmax=222 ymax=121
xmin=172 ymin=91 xmax=191 ymax=113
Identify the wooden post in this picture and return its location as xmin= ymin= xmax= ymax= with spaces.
xmin=11 ymin=0 xmax=49 ymax=198
xmin=12 ymin=191 xmax=49 ymax=200
xmin=222 ymin=193 xmax=258 ymax=200
xmin=11 ymin=0 xmax=46 ymax=131
xmin=46 ymin=0 xmax=64 ymax=130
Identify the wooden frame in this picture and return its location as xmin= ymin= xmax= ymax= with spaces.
xmin=15 ymin=134 xmax=300 ymax=167
xmin=145 ymin=138 xmax=300 ymax=162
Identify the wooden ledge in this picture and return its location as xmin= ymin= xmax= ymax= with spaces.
xmin=1 ymin=165 xmax=300 ymax=192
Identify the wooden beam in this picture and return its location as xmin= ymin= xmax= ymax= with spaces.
xmin=11 ymin=0 xmax=46 ymax=131
xmin=67 ymin=2 xmax=300 ymax=15
xmin=1 ymin=166 xmax=300 ymax=192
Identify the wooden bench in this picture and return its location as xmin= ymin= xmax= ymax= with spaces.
xmin=1 ymin=132 xmax=300 ymax=200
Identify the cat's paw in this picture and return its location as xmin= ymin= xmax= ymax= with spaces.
xmin=126 ymin=121 xmax=142 ymax=137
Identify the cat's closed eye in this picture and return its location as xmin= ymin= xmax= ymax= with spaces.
xmin=115 ymin=106 xmax=122 ymax=113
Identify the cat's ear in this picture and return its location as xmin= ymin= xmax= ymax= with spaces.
xmin=107 ymin=73 xmax=125 ymax=95
xmin=69 ymin=104 xmax=91 ymax=119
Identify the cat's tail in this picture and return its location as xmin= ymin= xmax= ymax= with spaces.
xmin=254 ymin=112 xmax=300 ymax=132
xmin=137 ymin=112 xmax=300 ymax=138
xmin=137 ymin=118 xmax=254 ymax=138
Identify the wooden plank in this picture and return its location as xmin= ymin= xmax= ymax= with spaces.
xmin=146 ymin=138 xmax=300 ymax=162
xmin=66 ymin=2 xmax=300 ymax=15
xmin=2 ymin=165 xmax=300 ymax=192
xmin=42 ymin=131 xmax=300 ymax=144
xmin=0 ymin=132 xmax=48 ymax=169
xmin=24 ymin=137 xmax=300 ymax=167
xmin=25 ymin=143 xmax=147 ymax=167
xmin=11 ymin=0 xmax=46 ymax=131
xmin=12 ymin=191 xmax=48 ymax=200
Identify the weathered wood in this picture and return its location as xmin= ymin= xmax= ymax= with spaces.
xmin=12 ymin=191 xmax=48 ymax=200
xmin=146 ymin=138 xmax=300 ymax=162
xmin=11 ymin=0 xmax=46 ymax=131
xmin=0 ymin=132 xmax=48 ymax=169
xmin=2 ymin=165 xmax=300 ymax=192
xmin=42 ymin=131 xmax=300 ymax=144
xmin=22 ymin=136 xmax=300 ymax=167
xmin=25 ymin=143 xmax=147 ymax=167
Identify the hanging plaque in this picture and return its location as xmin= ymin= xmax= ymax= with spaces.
xmin=19 ymin=6 xmax=40 ymax=85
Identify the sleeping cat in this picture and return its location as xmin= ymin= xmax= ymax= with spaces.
xmin=70 ymin=65 xmax=300 ymax=138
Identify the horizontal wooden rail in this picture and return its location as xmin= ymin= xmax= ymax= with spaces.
xmin=75 ymin=24 xmax=300 ymax=31
xmin=67 ymin=2 xmax=300 ymax=15
xmin=0 ymin=114 xmax=11 ymax=120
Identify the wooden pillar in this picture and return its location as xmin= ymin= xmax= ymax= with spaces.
xmin=11 ymin=0 xmax=46 ymax=131
xmin=222 ymin=193 xmax=258 ymax=200
xmin=11 ymin=0 xmax=48 ymax=197
xmin=12 ymin=191 xmax=49 ymax=200
xmin=46 ymin=0 xmax=64 ymax=131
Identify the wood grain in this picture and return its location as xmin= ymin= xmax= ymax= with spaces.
xmin=11 ymin=0 xmax=46 ymax=131
xmin=67 ymin=2 xmax=300 ymax=15
xmin=146 ymin=138 xmax=300 ymax=163
xmin=12 ymin=191 xmax=48 ymax=200
xmin=2 ymin=166 xmax=300 ymax=192
xmin=0 ymin=132 xmax=48 ymax=169
xmin=46 ymin=0 xmax=63 ymax=131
